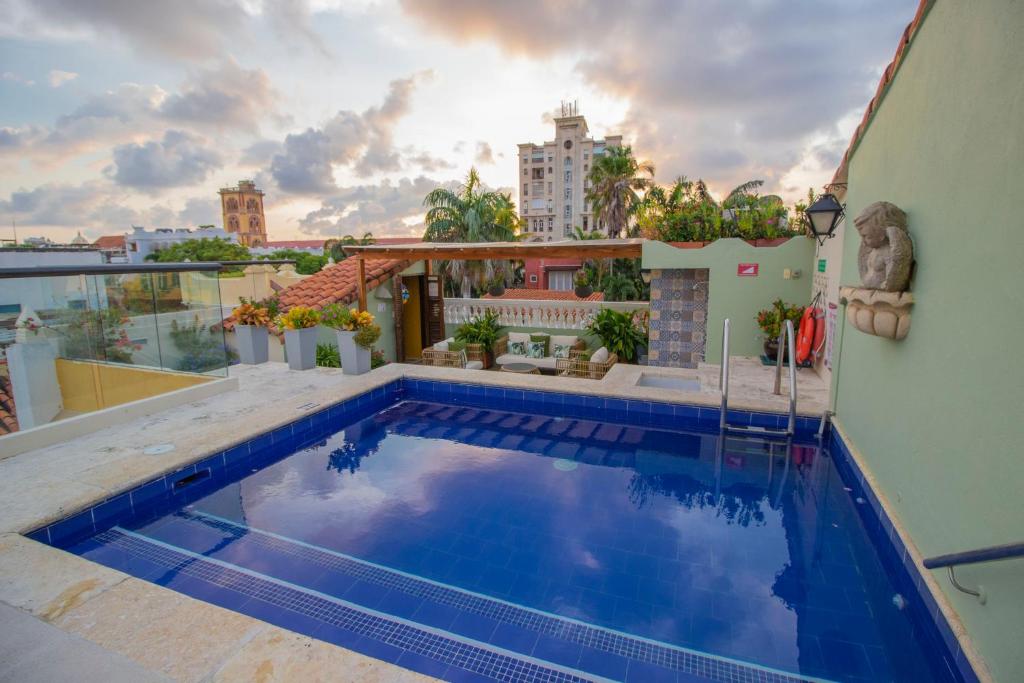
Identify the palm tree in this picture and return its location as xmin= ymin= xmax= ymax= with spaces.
xmin=585 ymin=146 xmax=655 ymax=238
xmin=571 ymin=225 xmax=609 ymax=287
xmin=323 ymin=232 xmax=375 ymax=262
xmin=422 ymin=168 xmax=520 ymax=297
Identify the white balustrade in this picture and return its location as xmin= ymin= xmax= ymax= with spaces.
xmin=443 ymin=298 xmax=648 ymax=330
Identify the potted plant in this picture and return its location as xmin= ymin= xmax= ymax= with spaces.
xmin=232 ymin=303 xmax=271 ymax=364
xmin=756 ymin=299 xmax=803 ymax=362
xmin=455 ymin=310 xmax=501 ymax=368
xmin=574 ymin=270 xmax=594 ymax=298
xmin=276 ymin=306 xmax=321 ymax=370
xmin=321 ymin=304 xmax=381 ymax=375
xmin=486 ymin=276 xmax=506 ymax=297
xmin=587 ymin=308 xmax=647 ymax=363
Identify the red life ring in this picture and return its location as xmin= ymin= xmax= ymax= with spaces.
xmin=796 ymin=306 xmax=816 ymax=364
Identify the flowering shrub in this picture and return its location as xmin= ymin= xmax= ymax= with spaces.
xmin=232 ymin=303 xmax=270 ymax=327
xmin=756 ymin=299 xmax=803 ymax=340
xmin=275 ymin=306 xmax=321 ymax=330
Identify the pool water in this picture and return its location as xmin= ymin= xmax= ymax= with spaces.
xmin=57 ymin=398 xmax=956 ymax=682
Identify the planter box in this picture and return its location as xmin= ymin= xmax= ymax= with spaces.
xmin=336 ymin=330 xmax=371 ymax=375
xmin=235 ymin=325 xmax=269 ymax=365
xmin=284 ymin=327 xmax=318 ymax=371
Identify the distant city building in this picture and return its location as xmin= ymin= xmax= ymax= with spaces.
xmin=91 ymin=235 xmax=128 ymax=264
xmin=517 ymin=103 xmax=622 ymax=241
xmin=219 ymin=180 xmax=267 ymax=247
xmin=70 ymin=231 xmax=88 ymax=246
xmin=249 ymin=240 xmax=325 ymax=257
xmin=124 ymin=225 xmax=238 ymax=264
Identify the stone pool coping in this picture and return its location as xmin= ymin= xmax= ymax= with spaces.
xmin=0 ymin=360 xmax=829 ymax=682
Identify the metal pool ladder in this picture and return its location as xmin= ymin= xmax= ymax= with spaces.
xmin=719 ymin=317 xmax=797 ymax=436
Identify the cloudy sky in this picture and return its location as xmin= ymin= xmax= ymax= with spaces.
xmin=0 ymin=0 xmax=917 ymax=243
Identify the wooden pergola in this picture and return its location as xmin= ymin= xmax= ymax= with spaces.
xmin=343 ymin=239 xmax=644 ymax=311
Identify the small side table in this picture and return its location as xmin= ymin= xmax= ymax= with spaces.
xmin=501 ymin=361 xmax=540 ymax=375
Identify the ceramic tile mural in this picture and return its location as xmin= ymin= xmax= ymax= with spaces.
xmin=647 ymin=268 xmax=709 ymax=368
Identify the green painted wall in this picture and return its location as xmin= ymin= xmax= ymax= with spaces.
xmin=642 ymin=238 xmax=815 ymax=362
xmin=833 ymin=2 xmax=1024 ymax=679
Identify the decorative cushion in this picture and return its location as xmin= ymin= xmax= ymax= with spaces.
xmin=465 ymin=359 xmax=484 ymax=370
xmin=551 ymin=335 xmax=577 ymax=349
xmin=509 ymin=340 xmax=527 ymax=356
xmin=577 ymin=350 xmax=593 ymax=361
xmin=508 ymin=332 xmax=531 ymax=344
xmin=434 ymin=340 xmax=449 ymax=351
xmin=552 ymin=343 xmax=573 ymax=359
xmin=529 ymin=333 xmax=549 ymax=356
xmin=526 ymin=341 xmax=546 ymax=359
xmin=590 ymin=347 xmax=609 ymax=364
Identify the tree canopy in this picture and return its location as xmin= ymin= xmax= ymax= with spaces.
xmin=323 ymin=233 xmax=375 ymax=263
xmin=422 ymin=168 xmax=521 ymax=297
xmin=585 ymin=146 xmax=655 ymax=238
xmin=260 ymin=249 xmax=327 ymax=275
xmin=146 ymin=237 xmax=251 ymax=263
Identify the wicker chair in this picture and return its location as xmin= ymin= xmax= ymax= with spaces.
xmin=556 ymin=349 xmax=618 ymax=379
xmin=421 ymin=347 xmax=483 ymax=370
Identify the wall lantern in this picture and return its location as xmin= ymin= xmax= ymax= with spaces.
xmin=804 ymin=193 xmax=845 ymax=246
xmin=641 ymin=270 xmax=652 ymax=284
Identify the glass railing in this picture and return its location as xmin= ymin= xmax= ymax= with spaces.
xmin=0 ymin=263 xmax=229 ymax=435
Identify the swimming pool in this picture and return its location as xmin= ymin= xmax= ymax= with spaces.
xmin=31 ymin=379 xmax=963 ymax=682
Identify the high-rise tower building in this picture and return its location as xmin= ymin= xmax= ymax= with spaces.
xmin=517 ymin=103 xmax=622 ymax=241
xmin=219 ymin=180 xmax=267 ymax=247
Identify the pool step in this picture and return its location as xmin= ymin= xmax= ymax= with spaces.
xmin=105 ymin=511 xmax=813 ymax=683
xmin=97 ymin=526 xmax=606 ymax=683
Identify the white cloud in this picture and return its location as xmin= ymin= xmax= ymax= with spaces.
xmin=47 ymin=69 xmax=78 ymax=87
xmin=106 ymin=130 xmax=223 ymax=190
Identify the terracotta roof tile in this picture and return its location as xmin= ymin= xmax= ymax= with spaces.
xmin=832 ymin=0 xmax=932 ymax=187
xmin=0 ymin=374 xmax=18 ymax=435
xmin=92 ymin=235 xmax=126 ymax=249
xmin=277 ymin=257 xmax=409 ymax=311
xmin=483 ymin=288 xmax=604 ymax=302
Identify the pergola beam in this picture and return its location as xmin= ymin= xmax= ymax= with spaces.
xmin=342 ymin=239 xmax=643 ymax=262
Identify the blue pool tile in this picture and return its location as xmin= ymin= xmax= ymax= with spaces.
xmin=237 ymin=596 xmax=324 ymax=638
xmin=343 ymin=579 xmax=392 ymax=608
xmin=602 ymin=571 xmax=639 ymax=600
xmin=351 ymin=634 xmax=404 ymax=664
xmin=578 ymin=647 xmax=629 ymax=681
xmin=508 ymin=574 xmax=549 ymax=604
xmin=444 ymin=668 xmax=494 ymax=683
xmin=488 ymin=622 xmax=539 ymax=653
xmin=625 ymin=659 xmax=677 ymax=683
xmin=314 ymin=621 xmax=363 ymax=650
xmin=222 ymin=443 xmax=249 ymax=467
xmin=411 ymin=600 xmax=461 ymax=630
xmin=129 ymin=476 xmax=167 ymax=509
xmin=48 ymin=509 xmax=95 ymax=546
xmin=818 ymin=637 xmax=873 ymax=679
xmin=91 ymin=493 xmax=132 ymax=531
xmin=531 ymin=634 xmax=583 ymax=669
xmin=448 ymin=611 xmax=498 ymax=642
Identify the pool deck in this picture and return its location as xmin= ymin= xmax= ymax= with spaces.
xmin=0 ymin=359 xmax=828 ymax=682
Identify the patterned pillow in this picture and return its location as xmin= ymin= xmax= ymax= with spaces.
xmin=526 ymin=341 xmax=546 ymax=359
xmin=529 ymin=333 xmax=549 ymax=356
xmin=509 ymin=340 xmax=527 ymax=356
xmin=553 ymin=343 xmax=573 ymax=359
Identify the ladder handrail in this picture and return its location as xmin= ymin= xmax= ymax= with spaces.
xmin=772 ymin=319 xmax=798 ymax=435
xmin=719 ymin=318 xmax=730 ymax=430
xmin=720 ymin=317 xmax=797 ymax=436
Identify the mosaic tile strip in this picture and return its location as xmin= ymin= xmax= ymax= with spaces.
xmin=182 ymin=510 xmax=810 ymax=683
xmin=826 ymin=429 xmax=979 ymax=683
xmin=101 ymin=528 xmax=596 ymax=683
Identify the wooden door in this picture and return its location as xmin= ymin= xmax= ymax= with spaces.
xmin=425 ymin=274 xmax=445 ymax=346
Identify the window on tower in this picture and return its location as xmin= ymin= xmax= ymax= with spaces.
xmin=226 ymin=198 xmax=239 ymax=212
xmin=249 ymin=216 xmax=260 ymax=230
xmin=246 ymin=198 xmax=259 ymax=212
xmin=228 ymin=215 xmax=239 ymax=231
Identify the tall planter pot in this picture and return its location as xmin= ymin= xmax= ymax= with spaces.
xmin=336 ymin=330 xmax=371 ymax=375
xmin=284 ymin=327 xmax=318 ymax=370
xmin=235 ymin=324 xmax=269 ymax=365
